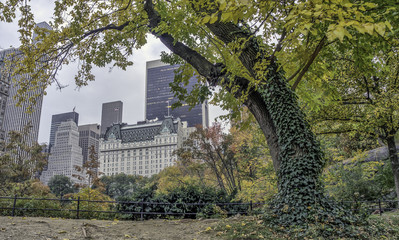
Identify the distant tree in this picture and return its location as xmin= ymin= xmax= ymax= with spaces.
xmin=175 ymin=124 xmax=240 ymax=195
xmin=0 ymin=125 xmax=47 ymax=196
xmin=100 ymin=173 xmax=145 ymax=199
xmin=174 ymin=116 xmax=275 ymax=201
xmin=48 ymin=175 xmax=74 ymax=197
xmin=74 ymin=145 xmax=104 ymax=191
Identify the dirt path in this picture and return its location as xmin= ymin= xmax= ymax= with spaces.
xmin=0 ymin=216 xmax=221 ymax=240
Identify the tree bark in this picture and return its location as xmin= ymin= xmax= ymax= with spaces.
xmin=245 ymin=90 xmax=280 ymax=171
xmin=387 ymin=135 xmax=399 ymax=206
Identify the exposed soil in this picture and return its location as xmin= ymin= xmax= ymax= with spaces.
xmin=0 ymin=216 xmax=222 ymax=240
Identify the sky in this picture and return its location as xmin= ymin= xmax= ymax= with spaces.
xmin=0 ymin=1 xmax=228 ymax=144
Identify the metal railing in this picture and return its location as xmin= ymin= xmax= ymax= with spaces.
xmin=0 ymin=195 xmax=265 ymax=220
xmin=0 ymin=196 xmax=397 ymax=221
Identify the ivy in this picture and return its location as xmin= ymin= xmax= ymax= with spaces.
xmin=258 ymin=63 xmax=360 ymax=233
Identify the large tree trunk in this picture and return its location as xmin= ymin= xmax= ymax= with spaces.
xmin=255 ymin=62 xmax=330 ymax=224
xmin=245 ymin=89 xmax=281 ymax=172
xmin=386 ymin=135 xmax=399 ymax=206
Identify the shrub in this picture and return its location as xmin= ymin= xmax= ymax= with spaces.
xmin=116 ymin=182 xmax=247 ymax=220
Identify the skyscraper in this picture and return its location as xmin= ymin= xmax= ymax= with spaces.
xmin=0 ymin=49 xmax=11 ymax=142
xmin=78 ymin=124 xmax=100 ymax=164
xmin=145 ymin=60 xmax=209 ymax=127
xmin=0 ymin=22 xmax=51 ymax=145
xmin=100 ymin=101 xmax=123 ymax=136
xmin=0 ymin=47 xmax=44 ymax=145
xmin=40 ymin=120 xmax=85 ymax=185
xmin=49 ymin=111 xmax=79 ymax=149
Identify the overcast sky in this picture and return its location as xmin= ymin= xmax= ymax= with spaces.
xmin=0 ymin=1 xmax=228 ymax=144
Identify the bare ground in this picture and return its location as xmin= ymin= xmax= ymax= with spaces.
xmin=0 ymin=216 xmax=222 ymax=240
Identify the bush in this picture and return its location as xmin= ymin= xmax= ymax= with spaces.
xmin=116 ymin=182 xmax=248 ymax=220
xmin=0 ymin=195 xmax=69 ymax=218
xmin=66 ymin=188 xmax=115 ymax=220
xmin=324 ymin=158 xmax=395 ymax=202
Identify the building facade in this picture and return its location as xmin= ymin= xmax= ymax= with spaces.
xmin=49 ymin=111 xmax=79 ymax=149
xmin=145 ymin=60 xmax=209 ymax=127
xmin=100 ymin=101 xmax=123 ymax=136
xmin=0 ymin=49 xmax=11 ymax=142
xmin=0 ymin=48 xmax=44 ymax=146
xmin=99 ymin=117 xmax=190 ymax=177
xmin=41 ymin=120 xmax=85 ymax=185
xmin=78 ymin=124 xmax=100 ymax=164
xmin=0 ymin=22 xmax=51 ymax=144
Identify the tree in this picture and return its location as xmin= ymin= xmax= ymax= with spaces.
xmin=175 ymin=124 xmax=240 ymax=195
xmin=1 ymin=0 xmax=395 ymax=226
xmin=74 ymin=145 xmax=104 ymax=190
xmin=309 ymin=36 xmax=399 ymax=204
xmin=100 ymin=173 xmax=145 ymax=199
xmin=48 ymin=175 xmax=74 ymax=197
xmin=0 ymin=125 xmax=48 ymax=196
xmin=174 ymin=119 xmax=274 ymax=199
xmin=229 ymin=109 xmax=277 ymax=202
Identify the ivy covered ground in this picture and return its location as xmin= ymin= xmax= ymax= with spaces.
xmin=1 ymin=212 xmax=399 ymax=239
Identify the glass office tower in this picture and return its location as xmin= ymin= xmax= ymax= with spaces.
xmin=145 ymin=60 xmax=209 ymax=127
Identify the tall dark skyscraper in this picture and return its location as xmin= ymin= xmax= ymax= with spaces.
xmin=100 ymin=101 xmax=123 ymax=136
xmin=78 ymin=124 xmax=100 ymax=164
xmin=145 ymin=60 xmax=209 ymax=127
xmin=49 ymin=111 xmax=79 ymax=148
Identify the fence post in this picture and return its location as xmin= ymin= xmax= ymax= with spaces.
xmin=140 ymin=201 xmax=144 ymax=221
xmin=378 ymin=199 xmax=382 ymax=216
xmin=250 ymin=201 xmax=253 ymax=213
xmin=12 ymin=195 xmax=17 ymax=217
xmin=76 ymin=197 xmax=80 ymax=219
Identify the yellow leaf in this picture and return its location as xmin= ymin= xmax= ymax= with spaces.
xmin=363 ymin=23 xmax=374 ymax=35
xmin=343 ymin=3 xmax=353 ymax=8
xmin=202 ymin=15 xmax=210 ymax=24
xmin=374 ymin=22 xmax=386 ymax=36
xmin=209 ymin=13 xmax=218 ymax=24
xmin=331 ymin=26 xmax=347 ymax=42
xmin=221 ymin=12 xmax=232 ymax=22
xmin=219 ymin=0 xmax=227 ymax=10
xmin=385 ymin=21 xmax=393 ymax=32
xmin=353 ymin=24 xmax=366 ymax=34
xmin=364 ymin=2 xmax=377 ymax=8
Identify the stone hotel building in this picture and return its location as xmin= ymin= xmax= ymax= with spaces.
xmin=99 ymin=117 xmax=192 ymax=177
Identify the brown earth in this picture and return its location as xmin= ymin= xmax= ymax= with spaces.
xmin=0 ymin=216 xmax=223 ymax=240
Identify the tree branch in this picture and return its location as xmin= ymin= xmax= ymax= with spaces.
xmin=290 ymin=36 xmax=327 ymax=90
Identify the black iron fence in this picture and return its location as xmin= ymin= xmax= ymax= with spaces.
xmin=0 ymin=196 xmax=397 ymax=221
xmin=0 ymin=195 xmax=265 ymax=220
